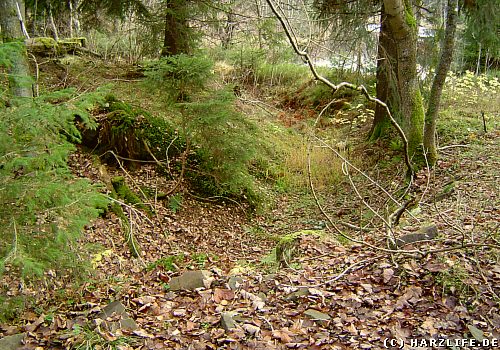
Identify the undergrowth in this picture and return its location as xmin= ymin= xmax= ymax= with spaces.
xmin=0 ymin=88 xmax=109 ymax=306
xmin=144 ymin=54 xmax=271 ymax=207
xmin=439 ymin=71 xmax=500 ymax=143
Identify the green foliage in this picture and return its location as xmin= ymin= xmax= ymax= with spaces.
xmin=93 ymin=94 xmax=185 ymax=162
xmin=147 ymin=254 xmax=184 ymax=271
xmin=255 ymin=63 xmax=311 ymax=88
xmin=145 ymin=54 xmax=268 ymax=207
xmin=0 ymin=41 xmax=24 ymax=68
xmin=0 ymin=295 xmax=26 ymax=322
xmin=168 ymin=193 xmax=183 ymax=213
xmin=462 ymin=0 xmax=500 ymax=72
xmin=0 ymin=88 xmax=109 ymax=279
xmin=439 ymin=71 xmax=500 ymax=143
xmin=191 ymin=252 xmax=209 ymax=267
xmin=435 ymin=263 xmax=475 ymax=299
xmin=144 ymin=54 xmax=213 ymax=102
xmin=69 ymin=323 xmax=141 ymax=350
xmin=224 ymin=46 xmax=267 ymax=84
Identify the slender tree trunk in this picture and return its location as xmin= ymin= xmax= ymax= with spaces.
xmin=48 ymin=3 xmax=59 ymax=41
xmin=68 ymin=0 xmax=74 ymax=37
xmin=370 ymin=6 xmax=396 ymax=140
xmin=475 ymin=42 xmax=481 ymax=75
xmin=423 ymin=0 xmax=457 ymax=165
xmin=0 ymin=0 xmax=33 ymax=98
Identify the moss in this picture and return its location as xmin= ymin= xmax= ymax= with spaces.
xmin=408 ymin=88 xmax=425 ymax=162
xmin=275 ymin=230 xmax=324 ymax=266
xmin=368 ymin=117 xmax=391 ymax=141
xmin=112 ymin=177 xmax=142 ymax=204
xmin=404 ymin=0 xmax=417 ymax=29
xmin=58 ymin=37 xmax=86 ymax=48
xmin=111 ymin=176 xmax=152 ymax=216
xmin=34 ymin=37 xmax=58 ymax=48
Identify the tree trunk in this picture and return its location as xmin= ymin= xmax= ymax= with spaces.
xmin=48 ymin=3 xmax=59 ymax=41
xmin=161 ymin=0 xmax=189 ymax=57
xmin=0 ymin=0 xmax=33 ymax=98
xmin=371 ymin=0 xmax=424 ymax=160
xmin=423 ymin=0 xmax=457 ymax=165
xmin=370 ymin=6 xmax=396 ymax=140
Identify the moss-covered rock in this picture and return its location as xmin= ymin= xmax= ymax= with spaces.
xmin=275 ymin=230 xmax=324 ymax=267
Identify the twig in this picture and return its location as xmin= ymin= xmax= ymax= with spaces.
xmin=106 ymin=196 xmax=154 ymax=226
xmin=389 ymin=198 xmax=415 ymax=227
xmin=107 ymin=151 xmax=152 ymax=206
xmin=27 ymin=53 xmax=39 ymax=97
xmin=438 ymin=144 xmax=469 ymax=150
xmin=344 ymin=162 xmax=392 ymax=230
xmin=419 ymin=148 xmax=432 ymax=204
xmin=163 ymin=135 xmax=179 ymax=175
xmin=283 ymin=256 xmax=381 ymax=288
xmin=339 ymin=221 xmax=371 ymax=232
xmin=312 ymin=137 xmax=404 ymax=209
xmin=3 ymin=219 xmax=19 ymax=264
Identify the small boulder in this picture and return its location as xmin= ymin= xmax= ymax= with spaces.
xmin=169 ymin=270 xmax=212 ymax=291
xmin=304 ymin=309 xmax=331 ymax=325
xmin=0 ymin=333 xmax=25 ymax=350
xmin=95 ymin=301 xmax=138 ymax=332
xmin=286 ymin=287 xmax=310 ymax=301
xmin=227 ymin=276 xmax=244 ymax=290
xmin=221 ymin=312 xmax=238 ymax=331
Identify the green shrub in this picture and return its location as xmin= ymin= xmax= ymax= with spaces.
xmin=145 ymin=54 xmax=268 ymax=207
xmin=0 ymin=89 xmax=109 ymax=278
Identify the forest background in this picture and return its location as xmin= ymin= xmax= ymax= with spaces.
xmin=0 ymin=0 xmax=499 ymax=348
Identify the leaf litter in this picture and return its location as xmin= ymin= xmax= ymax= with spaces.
xmin=1 ymin=133 xmax=499 ymax=349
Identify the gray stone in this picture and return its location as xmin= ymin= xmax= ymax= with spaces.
xmin=99 ymin=301 xmax=126 ymax=318
xmin=0 ymin=333 xmax=25 ymax=350
xmin=220 ymin=312 xmax=237 ymax=331
xmin=304 ymin=309 xmax=331 ymax=324
xmin=228 ymin=276 xmax=244 ymax=290
xmin=169 ymin=270 xmax=212 ymax=291
xmin=286 ymin=287 xmax=310 ymax=301
xmin=95 ymin=301 xmax=138 ymax=332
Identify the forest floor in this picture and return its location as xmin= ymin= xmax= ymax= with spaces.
xmin=1 ymin=61 xmax=499 ymax=349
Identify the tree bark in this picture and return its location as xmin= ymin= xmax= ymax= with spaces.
xmin=423 ymin=0 xmax=457 ymax=165
xmin=371 ymin=0 xmax=424 ymax=160
xmin=370 ymin=5 xmax=396 ymax=140
xmin=0 ymin=0 xmax=33 ymax=98
xmin=161 ymin=0 xmax=189 ymax=57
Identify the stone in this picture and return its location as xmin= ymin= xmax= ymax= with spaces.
xmin=220 ymin=312 xmax=237 ymax=331
xmin=169 ymin=270 xmax=212 ymax=291
xmin=304 ymin=309 xmax=331 ymax=325
xmin=0 ymin=333 xmax=25 ymax=350
xmin=95 ymin=301 xmax=138 ymax=332
xmin=99 ymin=301 xmax=126 ymax=317
xmin=227 ymin=276 xmax=244 ymax=290
xmin=285 ymin=287 xmax=310 ymax=301
xmin=242 ymin=323 xmax=260 ymax=335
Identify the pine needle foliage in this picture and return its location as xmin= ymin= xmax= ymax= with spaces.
xmin=0 ymin=88 xmax=109 ymax=278
xmin=145 ymin=54 xmax=266 ymax=206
